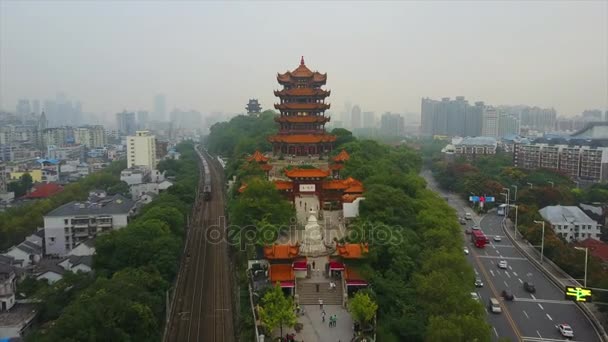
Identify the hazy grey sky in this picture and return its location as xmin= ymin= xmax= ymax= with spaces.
xmin=1 ymin=1 xmax=607 ymax=117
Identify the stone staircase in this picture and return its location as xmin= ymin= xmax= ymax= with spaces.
xmin=296 ymin=281 xmax=343 ymax=305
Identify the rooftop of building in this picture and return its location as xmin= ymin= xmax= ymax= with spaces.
xmin=0 ymin=303 xmax=37 ymax=329
xmin=539 ymin=205 xmax=598 ymax=225
xmin=267 ymin=133 xmax=337 ymax=144
xmin=333 ymin=149 xmax=350 ymax=162
xmin=277 ymin=57 xmax=327 ymax=84
xmin=247 ymin=150 xmax=269 ymax=163
xmin=23 ymin=183 xmax=64 ymax=199
xmin=576 ymin=238 xmax=608 ymax=263
xmin=454 ymin=136 xmax=497 ymax=147
xmin=284 ymin=167 xmax=330 ymax=179
xmin=336 ymin=243 xmax=369 ymax=259
xmin=45 ymin=194 xmax=135 ymax=217
xmin=263 ymin=244 xmax=300 ymax=260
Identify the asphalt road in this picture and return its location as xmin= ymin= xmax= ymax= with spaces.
xmin=422 ymin=170 xmax=600 ymax=342
xmin=165 ymin=147 xmax=234 ymax=342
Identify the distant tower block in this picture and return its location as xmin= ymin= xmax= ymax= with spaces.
xmin=246 ymin=99 xmax=262 ymax=116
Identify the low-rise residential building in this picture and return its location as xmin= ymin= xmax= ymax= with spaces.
xmin=442 ymin=136 xmax=497 ymax=160
xmin=0 ymin=263 xmax=16 ymax=312
xmin=1 ymin=232 xmax=43 ymax=268
xmin=539 ymin=205 xmax=601 ymax=241
xmin=58 ymin=255 xmax=93 ymax=273
xmin=120 ymin=167 xmax=151 ymax=186
xmin=43 ymin=194 xmax=135 ymax=256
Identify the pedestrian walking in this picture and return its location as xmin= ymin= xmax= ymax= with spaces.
xmin=312 ymin=261 xmax=316 ymax=270
xmin=318 ymin=298 xmax=323 ymax=309
xmin=321 ymin=312 xmax=325 ymax=323
xmin=334 ymin=314 xmax=338 ymax=326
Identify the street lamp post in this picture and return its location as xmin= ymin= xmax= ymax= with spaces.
xmin=574 ymin=247 xmax=589 ymax=288
xmin=511 ymin=185 xmax=518 ymax=202
xmin=548 ymin=181 xmax=554 ymax=188
xmin=502 ymin=188 xmax=510 ymax=216
xmin=534 ymin=220 xmax=545 ymax=264
xmin=509 ymin=204 xmax=519 ymax=239
xmin=527 ymin=182 xmax=534 ymax=189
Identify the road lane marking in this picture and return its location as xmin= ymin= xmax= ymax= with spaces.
xmin=523 ymin=310 xmax=529 ymax=319
xmin=505 ymin=271 xmax=511 ymax=278
xmin=513 ymin=271 xmax=518 ymax=276
xmin=490 ymin=270 xmax=495 ymax=277
xmin=537 ymin=330 xmax=542 ymax=338
xmin=518 ymin=278 xmax=523 ymax=284
xmin=484 ymin=251 xmax=488 ymax=256
xmin=477 ymin=256 xmax=527 ymax=260
xmin=514 ymin=298 xmax=575 ymax=305
xmin=530 ymin=294 xmax=536 ymax=300
xmin=493 ymin=327 xmax=498 ymax=337
xmin=546 ymin=313 xmax=552 ymax=321
xmin=522 ymin=337 xmax=586 ymax=342
xmin=504 ymin=280 xmax=509 ymax=288
xmin=538 ymin=303 xmax=544 ymax=310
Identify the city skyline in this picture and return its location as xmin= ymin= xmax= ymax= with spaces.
xmin=1 ymin=1 xmax=606 ymax=117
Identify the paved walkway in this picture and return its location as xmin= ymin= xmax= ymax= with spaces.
xmin=278 ymin=304 xmax=355 ymax=342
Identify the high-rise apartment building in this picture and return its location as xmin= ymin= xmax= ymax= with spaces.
xmin=351 ymin=105 xmax=362 ymax=130
xmin=137 ymin=111 xmax=149 ymax=130
xmin=519 ymin=106 xmax=556 ymax=131
xmin=362 ymin=112 xmax=375 ymax=128
xmin=154 ymin=94 xmax=166 ymax=121
xmin=127 ymin=131 xmax=157 ymax=169
xmin=498 ymin=113 xmax=520 ymax=137
xmin=380 ymin=112 xmax=404 ymax=136
xmin=420 ymin=97 xmax=482 ymax=137
xmin=74 ymin=126 xmax=106 ymax=148
xmin=482 ymin=106 xmax=499 ymax=137
xmin=116 ymin=111 xmax=136 ymax=136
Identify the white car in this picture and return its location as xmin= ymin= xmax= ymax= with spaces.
xmin=493 ymin=235 xmax=502 ymax=242
xmin=556 ymin=323 xmax=574 ymax=338
xmin=470 ymin=292 xmax=479 ymax=301
xmin=498 ymin=260 xmax=508 ymax=269
xmin=472 ymin=224 xmax=480 ymax=230
xmin=463 ymin=247 xmax=469 ymax=255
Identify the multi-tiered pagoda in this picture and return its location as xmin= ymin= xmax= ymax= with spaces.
xmin=268 ymin=57 xmax=336 ymax=156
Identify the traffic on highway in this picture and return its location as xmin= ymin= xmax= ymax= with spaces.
xmin=422 ymin=170 xmax=601 ymax=342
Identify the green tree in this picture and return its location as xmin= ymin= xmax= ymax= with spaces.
xmin=230 ymin=178 xmax=294 ymax=228
xmin=348 ymin=291 xmax=378 ymax=326
xmin=258 ymin=284 xmax=297 ymax=338
xmin=331 ymin=128 xmax=356 ymax=148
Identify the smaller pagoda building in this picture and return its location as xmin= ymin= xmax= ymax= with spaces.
xmin=263 ymin=243 xmax=306 ymax=292
xmin=247 ymin=150 xmax=273 ymax=177
xmin=246 ymin=99 xmax=262 ymax=116
xmin=329 ymin=243 xmax=369 ymax=295
xmin=330 ymin=149 xmax=350 ymax=178
xmin=268 ymin=57 xmax=336 ymax=156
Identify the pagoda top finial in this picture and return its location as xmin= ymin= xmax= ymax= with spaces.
xmin=300 ymin=56 xmax=305 ymax=65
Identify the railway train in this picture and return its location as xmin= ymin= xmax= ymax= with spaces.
xmin=196 ymin=145 xmax=212 ymax=201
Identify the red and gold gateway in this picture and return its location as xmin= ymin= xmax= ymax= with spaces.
xmin=268 ymin=57 xmax=336 ymax=156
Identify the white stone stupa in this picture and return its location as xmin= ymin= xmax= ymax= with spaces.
xmin=301 ymin=209 xmax=325 ymax=255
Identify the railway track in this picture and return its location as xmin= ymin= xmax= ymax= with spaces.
xmin=165 ymin=146 xmax=234 ymax=342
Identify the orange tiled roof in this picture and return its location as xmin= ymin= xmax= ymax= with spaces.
xmin=329 ymin=164 xmax=344 ymax=170
xmin=274 ymin=103 xmax=331 ymax=111
xmin=247 ymin=150 xmax=269 ymax=163
xmin=269 ymin=264 xmax=295 ymax=282
xmin=277 ymin=59 xmax=327 ymax=84
xmin=274 ymin=88 xmax=330 ymax=97
xmin=260 ymin=164 xmax=273 ymax=171
xmin=284 ymin=168 xmax=330 ymax=179
xmin=267 ymin=134 xmax=337 ymax=144
xmin=333 ymin=149 xmax=350 ymax=162
xmin=238 ymin=183 xmax=248 ymax=193
xmin=24 ymin=183 xmax=64 ymax=199
xmin=264 ymin=244 xmax=300 ymax=260
xmin=274 ymin=180 xmax=293 ymax=190
xmin=275 ymin=116 xmax=330 ymax=123
xmin=322 ymin=177 xmax=363 ymax=193
xmin=336 ymin=243 xmax=369 ymax=259
xmin=342 ymin=194 xmax=363 ymax=203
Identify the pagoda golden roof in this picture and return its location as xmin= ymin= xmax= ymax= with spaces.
xmin=277 ymin=57 xmax=327 ymax=84
xmin=284 ymin=168 xmax=330 ymax=179
xmin=267 ymin=133 xmax=337 ymax=144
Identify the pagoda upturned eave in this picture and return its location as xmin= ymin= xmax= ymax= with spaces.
xmin=274 ymin=116 xmax=330 ymax=124
xmin=274 ymin=103 xmax=331 ymax=111
xmin=274 ymin=89 xmax=331 ymax=97
xmin=267 ymin=133 xmax=337 ymax=144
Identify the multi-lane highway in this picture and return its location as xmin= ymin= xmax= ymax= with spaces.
xmin=422 ymin=170 xmax=600 ymax=342
xmin=165 ymin=146 xmax=234 ymax=342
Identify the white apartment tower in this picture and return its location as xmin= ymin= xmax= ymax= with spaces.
xmin=482 ymin=106 xmax=499 ymax=137
xmin=127 ymin=131 xmax=157 ymax=169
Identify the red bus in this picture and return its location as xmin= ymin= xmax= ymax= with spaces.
xmin=471 ymin=230 xmax=486 ymax=248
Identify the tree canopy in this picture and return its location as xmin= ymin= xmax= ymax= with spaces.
xmin=258 ymin=284 xmax=297 ymax=338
